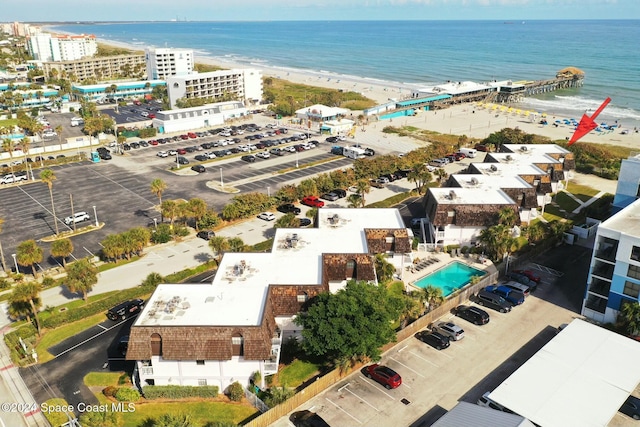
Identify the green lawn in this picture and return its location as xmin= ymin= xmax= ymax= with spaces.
xmin=118 ymin=401 xmax=257 ymax=427
xmin=566 ymin=181 xmax=600 ymax=202
xmin=554 ymin=192 xmax=581 ymax=214
xmin=277 ymin=359 xmax=321 ymax=388
xmin=84 ymin=372 xmax=128 ymax=387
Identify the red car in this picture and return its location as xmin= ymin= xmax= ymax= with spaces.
xmin=149 ymin=140 xmax=159 ymax=146
xmin=365 ymin=364 xmax=402 ymax=389
xmin=177 ymin=148 xmax=187 ymax=155
xmin=180 ymin=134 xmax=189 ymax=140
xmin=188 ymin=132 xmax=197 ymax=139
xmin=513 ymin=269 xmax=541 ymax=283
xmin=301 ymin=196 xmax=325 ymax=208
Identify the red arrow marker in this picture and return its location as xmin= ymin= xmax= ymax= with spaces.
xmin=569 ymin=97 xmax=611 ymax=145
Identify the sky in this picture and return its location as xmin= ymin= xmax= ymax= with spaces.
xmin=5 ymin=0 xmax=640 ymax=22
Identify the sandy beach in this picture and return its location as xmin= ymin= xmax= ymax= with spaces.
xmin=89 ymin=34 xmax=640 ymax=149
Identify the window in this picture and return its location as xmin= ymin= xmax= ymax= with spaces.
xmin=196 ymin=360 xmax=205 ymax=366
xmin=151 ymin=333 xmax=162 ymax=356
xmin=232 ymin=334 xmax=244 ymax=356
xmin=631 ymin=246 xmax=640 ymax=262
xmin=629 ymin=265 xmax=640 ymax=280
xmin=623 ymin=281 xmax=640 ymax=299
xmin=198 ymin=379 xmax=207 ymax=386
xmin=297 ymin=293 xmax=308 ymax=303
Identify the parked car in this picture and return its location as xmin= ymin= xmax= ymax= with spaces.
xmin=257 ymin=212 xmax=276 ymax=221
xmin=619 ymin=395 xmax=640 ymax=420
xmin=176 ymin=156 xmax=189 ymax=165
xmin=289 ymin=410 xmax=330 ymax=427
xmin=332 ymin=189 xmax=347 ymax=198
xmin=321 ymin=192 xmax=339 ymax=201
xmin=485 ymin=285 xmax=525 ymax=306
xmin=432 ymin=321 xmax=465 ymax=341
xmin=256 ymin=151 xmax=270 ymax=159
xmin=64 ymin=211 xmax=90 ymax=226
xmin=241 ymin=155 xmax=256 ymax=163
xmin=196 ymin=230 xmax=215 ymax=240
xmin=298 ymin=218 xmax=312 ymax=227
xmin=194 ymin=154 xmax=209 ymax=162
xmin=364 ymin=148 xmax=375 ymax=156
xmin=505 ymin=271 xmax=537 ymax=290
xmin=415 ymin=330 xmax=450 ymax=350
xmin=512 ymin=269 xmax=541 ymax=283
xmin=476 ymin=289 xmax=512 ymax=313
xmin=500 ymin=280 xmax=532 ymax=297
xmin=451 ymin=305 xmax=490 ymax=325
xmin=191 ymin=164 xmax=206 ymax=173
xmin=474 ymin=144 xmax=489 ymax=152
xmin=277 ymin=204 xmax=301 ymax=215
xmin=106 ymin=299 xmax=145 ymax=321
xmin=365 ymin=364 xmax=402 ymax=389
xmin=301 ymin=196 xmax=325 ymax=208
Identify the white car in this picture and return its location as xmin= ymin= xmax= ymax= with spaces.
xmin=1 ymin=174 xmax=27 ymax=184
xmin=157 ymin=151 xmax=168 ymax=158
xmin=206 ymin=152 xmax=217 ymax=159
xmin=257 ymin=212 xmax=276 ymax=221
xmin=64 ymin=211 xmax=90 ymax=226
xmin=140 ymin=111 xmax=149 ymax=117
xmin=168 ymin=150 xmax=178 ymax=156
xmin=256 ymin=151 xmax=270 ymax=159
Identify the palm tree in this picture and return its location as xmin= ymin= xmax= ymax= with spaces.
xmin=355 ymin=179 xmax=371 ymax=207
xmin=422 ymin=285 xmax=445 ymax=312
xmin=228 ymin=237 xmax=246 ymax=253
xmin=101 ymin=234 xmax=125 ymax=262
xmin=50 ymin=238 xmax=73 ymax=267
xmin=347 ymin=193 xmax=362 ymax=208
xmin=55 ymin=125 xmax=63 ymax=151
xmin=150 ymin=178 xmax=167 ymax=206
xmin=374 ymin=254 xmax=396 ymax=284
xmin=65 ymin=257 xmax=98 ymax=301
xmin=619 ymin=301 xmax=640 ymax=336
xmin=497 ymin=207 xmax=518 ymax=227
xmin=9 ymin=282 xmax=43 ymax=335
xmin=161 ymin=200 xmax=179 ymax=227
xmin=16 ymin=239 xmax=43 ymax=278
xmin=40 ymin=169 xmax=59 ymax=235
xmin=209 ymin=236 xmax=230 ymax=261
xmin=188 ymin=198 xmax=207 ymax=231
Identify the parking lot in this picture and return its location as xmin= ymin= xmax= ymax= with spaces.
xmin=273 ymin=243 xmax=594 ymax=427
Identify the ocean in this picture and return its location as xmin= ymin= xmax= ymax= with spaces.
xmin=52 ymin=20 xmax=640 ymax=128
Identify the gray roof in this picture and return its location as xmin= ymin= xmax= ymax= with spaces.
xmin=431 ymin=401 xmax=535 ymax=427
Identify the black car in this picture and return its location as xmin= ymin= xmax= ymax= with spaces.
xmin=99 ymin=152 xmax=112 ymax=160
xmin=241 ymin=155 xmax=256 ymax=163
xmin=619 ymin=395 xmax=640 ymax=420
xmin=451 ymin=305 xmax=490 ymax=325
xmin=332 ymin=189 xmax=347 ymax=198
xmin=123 ymin=143 xmax=131 ymax=151
xmin=364 ymin=148 xmax=375 ymax=156
xmin=177 ymin=156 xmax=189 ymax=165
xmin=197 ymin=230 xmax=215 ymax=240
xmin=415 ymin=331 xmax=450 ymax=350
xmin=194 ymin=154 xmax=209 ymax=162
xmin=289 ymin=410 xmax=330 ymax=427
xmin=191 ymin=164 xmax=206 ymax=173
xmin=298 ymin=218 xmax=312 ymax=227
xmin=395 ymin=169 xmax=411 ymax=178
xmin=277 ymin=204 xmax=301 ymax=215
xmin=107 ymin=299 xmax=145 ymax=321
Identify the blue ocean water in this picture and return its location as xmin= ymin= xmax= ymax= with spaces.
xmin=52 ymin=20 xmax=640 ymax=126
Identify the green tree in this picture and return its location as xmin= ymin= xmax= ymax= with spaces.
xmin=101 ymin=233 xmax=125 ymax=262
xmin=619 ymin=301 xmax=640 ymax=336
xmin=188 ymin=198 xmax=207 ymax=230
xmin=16 ymin=239 xmax=43 ymax=278
xmin=65 ymin=257 xmax=98 ymax=301
xmin=421 ymin=285 xmax=445 ymax=312
xmin=355 ymin=179 xmax=371 ymax=207
xmin=497 ymin=206 xmax=518 ymax=227
xmin=40 ymin=169 xmax=59 ymax=235
xmin=346 ymin=193 xmax=362 ymax=208
xmin=227 ymin=237 xmax=246 ymax=253
xmin=161 ymin=200 xmax=179 ymax=227
xmin=127 ymin=227 xmax=152 ymax=256
xmin=295 ymin=280 xmax=402 ymax=366
xmin=79 ymin=409 xmax=121 ymax=427
xmin=274 ymin=213 xmax=300 ymax=228
xmin=150 ymin=178 xmax=167 ymax=206
xmin=209 ymin=236 xmax=230 ymax=261
xmin=374 ymin=254 xmax=396 ymax=284
xmin=50 ymin=238 xmax=73 ymax=267
xmin=9 ymin=281 xmax=43 ymax=335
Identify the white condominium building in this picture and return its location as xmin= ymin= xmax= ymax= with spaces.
xmin=27 ymin=33 xmax=97 ymax=62
xmin=145 ymin=47 xmax=194 ymax=80
xmin=166 ymin=69 xmax=262 ymax=108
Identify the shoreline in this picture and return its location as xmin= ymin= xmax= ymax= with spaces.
xmin=47 ymin=27 xmax=640 ymax=148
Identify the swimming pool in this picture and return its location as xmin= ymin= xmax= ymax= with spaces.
xmin=413 ymin=261 xmax=485 ymax=296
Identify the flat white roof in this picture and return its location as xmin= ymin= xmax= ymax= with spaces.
xmin=472 ymin=162 xmax=546 ymax=177
xmin=487 ymin=152 xmax=561 ymax=167
xmin=134 ymin=283 xmax=267 ymax=327
xmin=502 ymin=144 xmax=570 ymax=156
xmin=450 ymin=174 xmax=532 ymax=190
xmin=599 ymin=196 xmax=640 ymax=236
xmin=429 ymin=187 xmax=515 ymax=205
xmin=317 ymin=208 xmax=405 ymax=231
xmin=490 ymin=319 xmax=640 ymax=427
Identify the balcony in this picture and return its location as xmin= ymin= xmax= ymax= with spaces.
xmin=594 ymin=238 xmax=618 ymax=262
xmin=584 ymin=294 xmax=608 ymax=314
xmin=587 ymin=277 xmax=611 ymax=297
xmin=140 ymin=366 xmax=154 ymax=376
xmin=591 ymin=261 xmax=614 ymax=281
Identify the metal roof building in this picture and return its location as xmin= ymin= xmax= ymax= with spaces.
xmin=432 ymin=401 xmax=535 ymax=427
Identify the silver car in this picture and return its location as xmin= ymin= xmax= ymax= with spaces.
xmin=433 ymin=321 xmax=465 ymax=341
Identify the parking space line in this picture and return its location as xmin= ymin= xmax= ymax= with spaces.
xmin=360 ymin=377 xmax=396 ymax=399
xmin=407 ymin=350 xmax=440 ymax=367
xmin=326 ymin=397 xmax=363 ymax=424
xmin=342 ymin=387 xmax=380 ymax=411
xmin=390 ymin=357 xmax=425 ymax=378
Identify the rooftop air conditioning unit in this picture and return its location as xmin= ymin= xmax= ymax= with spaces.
xmin=506 ymin=155 xmax=513 ymax=161
xmin=470 ymin=177 xmax=479 ymax=186
xmin=490 ymin=164 xmax=498 ymax=172
xmin=449 ymin=190 xmax=457 ymax=200
xmin=520 ymin=146 xmax=528 ymax=152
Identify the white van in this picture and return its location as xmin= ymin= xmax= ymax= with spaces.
xmin=457 ymin=147 xmax=477 ymax=158
xmin=429 ymin=158 xmax=447 ymax=168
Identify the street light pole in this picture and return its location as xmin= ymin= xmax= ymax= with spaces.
xmin=12 ymin=253 xmax=18 ymax=273
xmin=295 ymin=150 xmax=299 ymax=168
xmin=153 ymin=218 xmax=158 ymax=230
xmin=267 ymin=186 xmax=271 ymax=197
xmin=219 ymin=167 xmax=224 ymax=187
xmin=92 ymin=205 xmax=98 ymax=226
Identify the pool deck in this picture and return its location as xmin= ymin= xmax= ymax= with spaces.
xmin=403 ymin=250 xmax=495 ymax=291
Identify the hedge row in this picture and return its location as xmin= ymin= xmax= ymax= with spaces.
xmin=142 ymin=385 xmax=220 ymax=399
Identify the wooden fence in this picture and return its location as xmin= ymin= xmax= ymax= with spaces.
xmin=245 ymin=267 xmax=499 ymax=427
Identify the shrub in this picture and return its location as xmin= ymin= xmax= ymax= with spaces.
xmin=226 ymin=381 xmax=244 ymax=402
xmin=151 ymin=224 xmax=172 ymax=244
xmin=103 ymin=386 xmax=118 ymax=398
xmin=41 ymin=276 xmax=56 ymax=289
xmin=142 ymin=385 xmax=219 ymax=399
xmin=263 ymin=386 xmax=294 ymax=407
xmin=114 ymin=387 xmax=140 ymax=402
xmin=0 ymin=278 xmax=10 ymax=290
